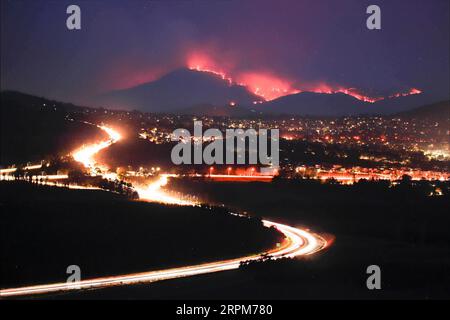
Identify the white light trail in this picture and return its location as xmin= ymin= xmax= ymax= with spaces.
xmin=134 ymin=175 xmax=197 ymax=206
xmin=0 ymin=220 xmax=326 ymax=297
xmin=0 ymin=123 xmax=328 ymax=298
xmin=72 ymin=124 xmax=121 ymax=174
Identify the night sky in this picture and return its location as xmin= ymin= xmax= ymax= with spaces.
xmin=1 ymin=0 xmax=449 ymax=106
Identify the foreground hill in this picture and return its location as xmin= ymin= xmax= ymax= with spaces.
xmin=0 ymin=181 xmax=282 ymax=287
xmin=151 ymin=178 xmax=450 ymax=299
xmin=0 ymin=91 xmax=104 ymax=166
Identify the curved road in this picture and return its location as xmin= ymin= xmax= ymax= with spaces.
xmin=0 ymin=125 xmax=328 ymax=298
xmin=0 ymin=220 xmax=326 ymax=297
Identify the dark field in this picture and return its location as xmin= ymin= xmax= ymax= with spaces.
xmin=34 ymin=178 xmax=450 ymax=300
xmin=125 ymin=178 xmax=450 ymax=299
xmin=1 ymin=92 xmax=106 ymax=166
xmin=0 ymin=181 xmax=282 ymax=288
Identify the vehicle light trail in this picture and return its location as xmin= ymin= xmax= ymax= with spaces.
xmin=0 ymin=123 xmax=328 ymax=298
xmin=0 ymin=163 xmax=43 ymax=174
xmin=134 ymin=175 xmax=197 ymax=206
xmin=0 ymin=219 xmax=326 ymax=298
xmin=72 ymin=124 xmax=122 ymax=174
xmin=74 ymin=124 xmax=194 ymax=204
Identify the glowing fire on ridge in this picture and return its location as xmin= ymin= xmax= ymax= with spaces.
xmin=236 ymin=72 xmax=301 ymax=101
xmin=187 ymin=55 xmax=422 ymax=103
xmin=389 ymin=88 xmax=422 ymax=98
xmin=190 ymin=64 xmax=233 ymax=85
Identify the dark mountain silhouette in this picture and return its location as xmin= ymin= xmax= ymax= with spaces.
xmin=1 ymin=90 xmax=88 ymax=113
xmin=255 ymin=91 xmax=435 ymax=116
xmin=369 ymin=92 xmax=437 ymax=115
xmin=96 ymin=68 xmax=260 ymax=112
xmin=0 ymin=91 xmax=104 ymax=165
xmin=3 ymin=89 xmax=445 ymax=121
xmin=96 ymin=68 xmax=434 ymax=116
xmin=395 ymin=100 xmax=449 ymax=121
xmin=257 ymin=92 xmax=366 ymax=116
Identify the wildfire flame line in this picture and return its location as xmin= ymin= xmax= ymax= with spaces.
xmin=187 ymin=63 xmax=421 ymax=103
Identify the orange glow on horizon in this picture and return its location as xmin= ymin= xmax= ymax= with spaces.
xmin=186 ymin=52 xmax=422 ymax=103
xmin=237 ymin=72 xmax=301 ymax=101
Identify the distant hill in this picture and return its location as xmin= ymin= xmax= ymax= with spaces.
xmin=255 ymin=91 xmax=436 ymax=116
xmin=94 ymin=67 xmax=437 ymax=116
xmin=1 ymin=90 xmax=88 ymax=113
xmin=257 ymin=92 xmax=366 ymax=116
xmin=395 ymin=100 xmax=450 ymax=121
xmin=96 ymin=68 xmax=260 ymax=112
xmin=369 ymin=93 xmax=437 ymax=115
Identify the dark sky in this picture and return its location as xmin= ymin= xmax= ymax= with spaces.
xmin=1 ymin=0 xmax=449 ymax=105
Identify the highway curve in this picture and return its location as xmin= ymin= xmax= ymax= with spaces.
xmin=0 ymin=125 xmax=328 ymax=298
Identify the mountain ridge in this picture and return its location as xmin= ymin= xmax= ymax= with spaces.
xmin=395 ymin=100 xmax=449 ymax=121
xmin=96 ymin=68 xmax=260 ymax=112
xmin=95 ymin=68 xmax=434 ymax=116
